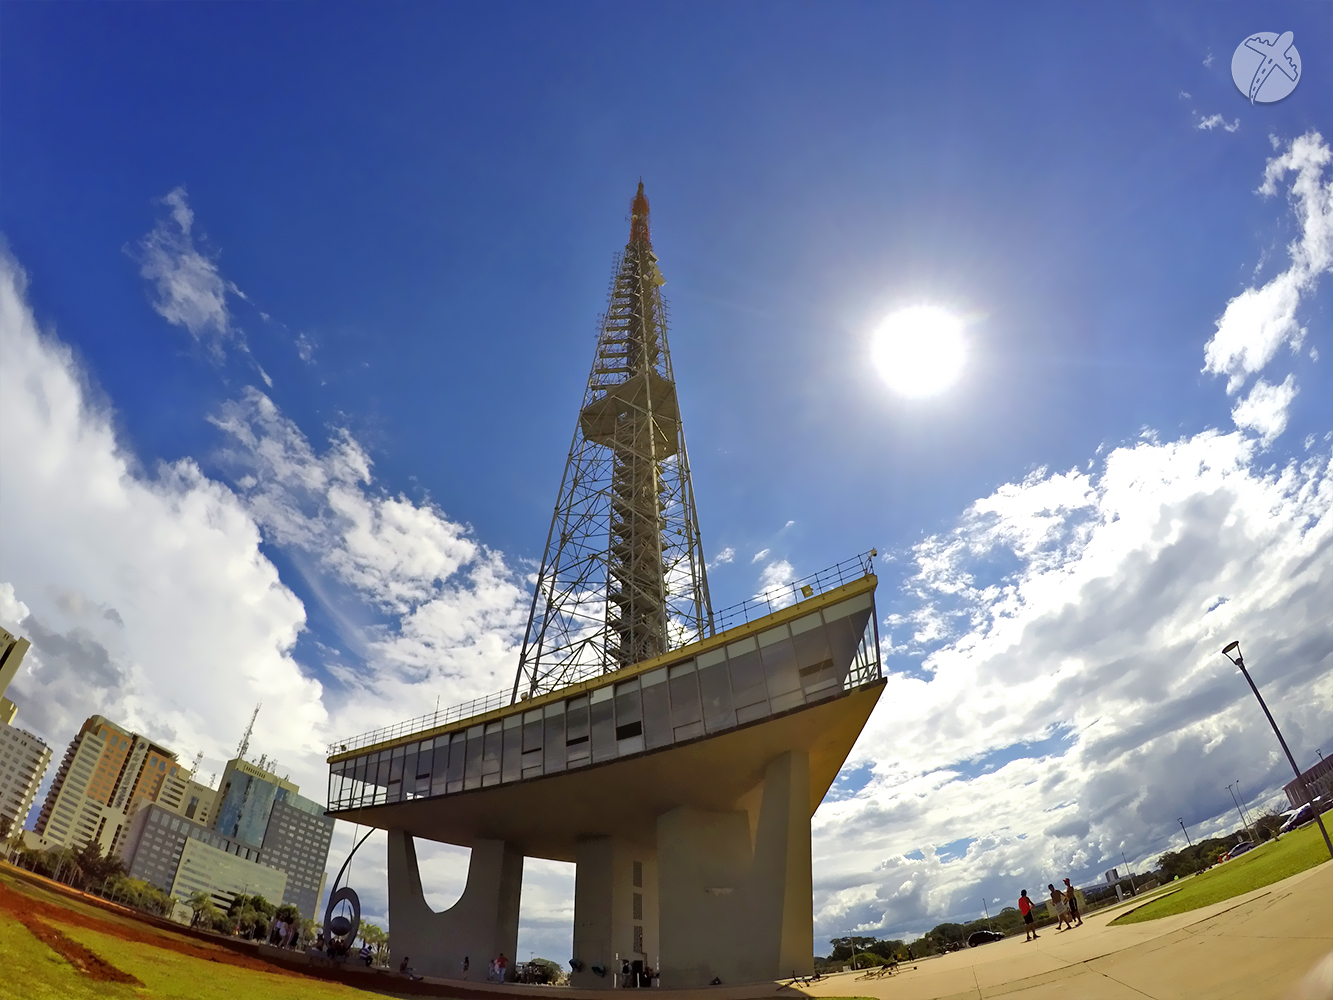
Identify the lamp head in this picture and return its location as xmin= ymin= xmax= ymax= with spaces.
xmin=1221 ymin=640 xmax=1243 ymax=666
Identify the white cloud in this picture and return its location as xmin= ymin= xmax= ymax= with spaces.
xmin=1196 ymin=113 xmax=1239 ymax=133
xmin=1230 ymin=375 xmax=1299 ymax=445
xmin=0 ymin=244 xmax=529 ymax=937
xmin=1203 ymin=132 xmax=1332 ymax=393
xmin=751 ymin=547 xmax=771 ymax=563
xmin=1203 ymin=52 xmax=1215 ymax=68
xmin=131 ymin=186 xmax=246 ymax=359
xmin=815 ymin=429 xmax=1332 ymax=942
xmin=708 ymin=546 xmax=735 ymax=568
xmin=208 ymin=388 xmax=529 ymax=707
xmin=0 ymin=248 xmax=318 ymax=770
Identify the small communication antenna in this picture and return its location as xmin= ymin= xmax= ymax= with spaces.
xmin=236 ymin=703 xmax=261 ymax=760
xmin=191 ymin=750 xmax=204 ymax=775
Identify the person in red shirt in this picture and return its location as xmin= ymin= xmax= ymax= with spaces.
xmin=1018 ymin=890 xmax=1039 ymax=942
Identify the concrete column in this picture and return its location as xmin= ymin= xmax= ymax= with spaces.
xmin=387 ymin=830 xmax=523 ymax=981
xmin=571 ymin=837 xmax=659 ymax=988
xmin=657 ymin=749 xmax=812 ymax=987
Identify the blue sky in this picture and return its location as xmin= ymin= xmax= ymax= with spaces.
xmin=2 ymin=2 xmax=1331 ymax=958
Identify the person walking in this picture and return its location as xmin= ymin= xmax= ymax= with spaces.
xmin=1048 ymin=884 xmax=1074 ymax=930
xmin=1063 ymin=879 xmax=1083 ymax=927
xmin=1018 ymin=890 xmax=1038 ymax=941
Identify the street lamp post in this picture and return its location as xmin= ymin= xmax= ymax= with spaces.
xmin=1178 ymin=818 xmax=1193 ymax=848
xmin=1226 ymin=783 xmax=1253 ymax=842
xmin=1220 ymin=641 xmax=1333 ymax=861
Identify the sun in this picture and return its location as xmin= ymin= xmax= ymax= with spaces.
xmin=870 ymin=305 xmax=966 ymax=398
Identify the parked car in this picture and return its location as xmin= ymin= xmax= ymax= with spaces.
xmin=1222 ymin=841 xmax=1256 ymax=861
xmin=1281 ymin=804 xmax=1315 ymax=833
xmin=967 ymin=930 xmax=1005 ymax=948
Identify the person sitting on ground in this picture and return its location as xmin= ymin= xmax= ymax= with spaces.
xmin=360 ymin=942 xmax=374 ymax=966
xmin=1018 ymin=889 xmax=1038 ymax=941
xmin=398 ymin=956 xmax=422 ymax=980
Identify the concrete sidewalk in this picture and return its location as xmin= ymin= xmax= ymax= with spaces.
xmin=799 ymin=859 xmax=1333 ymax=999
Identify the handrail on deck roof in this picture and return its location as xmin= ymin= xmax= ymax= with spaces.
xmin=327 ymin=549 xmax=876 ymax=755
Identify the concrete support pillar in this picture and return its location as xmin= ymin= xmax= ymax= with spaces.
xmin=657 ymin=749 xmax=812 ymax=987
xmin=571 ymin=837 xmax=659 ymax=989
xmin=387 ymin=830 xmax=523 ymax=981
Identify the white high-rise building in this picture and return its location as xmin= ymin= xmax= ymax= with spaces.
xmin=0 ymin=720 xmax=51 ymax=841
xmin=34 ymin=715 xmax=202 ymax=856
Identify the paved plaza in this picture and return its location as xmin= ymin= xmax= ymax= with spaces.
xmin=798 ymin=859 xmax=1333 ymax=1000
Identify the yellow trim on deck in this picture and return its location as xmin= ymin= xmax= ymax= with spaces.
xmin=328 ymin=573 xmax=877 ymax=764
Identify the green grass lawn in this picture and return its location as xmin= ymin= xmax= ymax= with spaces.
xmin=1111 ymin=822 xmax=1332 ymax=924
xmin=0 ymin=869 xmax=398 ymax=1000
xmin=0 ymin=909 xmax=400 ymax=1000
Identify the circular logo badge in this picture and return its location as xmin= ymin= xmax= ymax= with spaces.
xmin=1231 ymin=31 xmax=1301 ymax=104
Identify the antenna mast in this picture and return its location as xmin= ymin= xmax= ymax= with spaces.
xmin=512 ymin=183 xmax=712 ymax=702
xmin=236 ymin=703 xmax=260 ymax=760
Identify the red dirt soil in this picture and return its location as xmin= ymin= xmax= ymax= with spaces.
xmin=16 ymin=914 xmax=143 ymax=985
xmin=0 ymin=879 xmax=311 ymax=981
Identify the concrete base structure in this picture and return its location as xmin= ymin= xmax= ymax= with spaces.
xmin=333 ymin=576 xmax=885 ymax=988
xmin=658 ymin=750 xmax=812 ymax=988
xmin=571 ymin=838 xmax=659 ymax=988
xmin=388 ymin=831 xmax=523 ymax=982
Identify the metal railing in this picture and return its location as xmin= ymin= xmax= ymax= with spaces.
xmin=328 ymin=550 xmax=877 ymax=755
xmin=329 ymin=688 xmax=510 ymax=756
xmin=711 ymin=549 xmax=876 ymax=633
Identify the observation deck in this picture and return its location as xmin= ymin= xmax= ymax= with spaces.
xmin=324 ymin=554 xmax=884 ymax=862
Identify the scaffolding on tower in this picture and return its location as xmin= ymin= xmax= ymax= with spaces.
xmin=512 ymin=183 xmax=713 ymax=703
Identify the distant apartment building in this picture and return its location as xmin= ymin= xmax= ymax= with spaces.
xmin=0 ymin=625 xmax=33 ymax=729
xmin=0 ymin=720 xmax=51 ymax=839
xmin=33 ymin=715 xmax=204 ymax=856
xmin=118 ymin=755 xmax=333 ymax=920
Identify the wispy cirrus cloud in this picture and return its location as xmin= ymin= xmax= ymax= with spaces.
xmin=131 ymin=186 xmax=248 ymax=360
xmin=1203 ymin=132 xmax=1331 ymax=394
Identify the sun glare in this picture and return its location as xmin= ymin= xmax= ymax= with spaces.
xmin=871 ymin=305 xmax=966 ymax=398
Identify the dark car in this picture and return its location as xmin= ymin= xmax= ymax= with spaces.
xmin=1281 ymin=803 xmax=1319 ymax=833
xmin=967 ymin=930 xmax=1005 ymax=948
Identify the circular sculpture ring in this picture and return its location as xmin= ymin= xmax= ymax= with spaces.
xmin=323 ymin=885 xmax=361 ymax=946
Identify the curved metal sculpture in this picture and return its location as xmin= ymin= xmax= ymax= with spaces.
xmin=322 ymin=828 xmax=374 ymax=948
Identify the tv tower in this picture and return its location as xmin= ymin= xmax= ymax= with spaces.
xmin=512 ymin=183 xmax=712 ymax=701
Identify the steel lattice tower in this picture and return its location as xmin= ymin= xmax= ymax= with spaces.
xmin=512 ymin=184 xmax=713 ymax=702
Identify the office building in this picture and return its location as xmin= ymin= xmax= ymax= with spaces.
xmin=213 ymin=757 xmax=299 ymax=847
xmin=119 ymin=802 xmax=286 ymax=910
xmin=1285 ymin=755 xmax=1333 ymax=809
xmin=34 ymin=715 xmax=199 ymax=855
xmin=118 ymin=756 xmax=332 ymax=919
xmin=258 ymin=793 xmax=333 ymax=921
xmin=0 ymin=720 xmax=51 ymax=839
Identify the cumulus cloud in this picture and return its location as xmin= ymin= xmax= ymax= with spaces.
xmin=0 ymin=244 xmax=530 ymax=938
xmin=816 ymin=429 xmax=1332 ymax=942
xmin=1231 ymin=375 xmax=1299 ymax=445
xmin=0 ymin=248 xmax=317 ymax=765
xmin=709 ymin=546 xmax=735 ymax=568
xmin=810 ymin=136 xmax=1333 ymax=945
xmin=1203 ymin=132 xmax=1332 ymax=394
